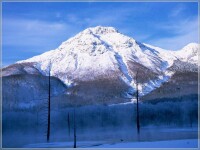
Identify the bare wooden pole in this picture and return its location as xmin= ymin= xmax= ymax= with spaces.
xmin=47 ymin=63 xmax=51 ymax=142
xmin=135 ymin=70 xmax=140 ymax=138
xmin=68 ymin=112 xmax=70 ymax=137
xmin=73 ymin=108 xmax=77 ymax=148
xmin=136 ymin=82 xmax=140 ymax=135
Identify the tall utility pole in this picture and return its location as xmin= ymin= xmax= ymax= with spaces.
xmin=47 ymin=61 xmax=51 ymax=142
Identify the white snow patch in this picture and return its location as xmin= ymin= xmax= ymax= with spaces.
xmin=24 ymin=139 xmax=198 ymax=148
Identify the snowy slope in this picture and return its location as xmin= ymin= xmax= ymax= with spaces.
xmin=16 ymin=26 xmax=198 ymax=96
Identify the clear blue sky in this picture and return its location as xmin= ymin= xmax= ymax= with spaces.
xmin=2 ymin=2 xmax=198 ymax=66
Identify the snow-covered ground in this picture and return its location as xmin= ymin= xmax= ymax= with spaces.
xmin=23 ymin=126 xmax=198 ymax=148
xmin=25 ymin=139 xmax=198 ymax=148
xmin=91 ymin=139 xmax=198 ymax=148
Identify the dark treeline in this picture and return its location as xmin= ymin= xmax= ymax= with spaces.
xmin=3 ymin=98 xmax=198 ymax=132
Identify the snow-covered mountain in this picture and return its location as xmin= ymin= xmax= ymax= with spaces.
xmin=2 ymin=26 xmax=199 ymax=106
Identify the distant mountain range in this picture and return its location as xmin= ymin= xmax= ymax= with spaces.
xmin=2 ymin=26 xmax=199 ymax=108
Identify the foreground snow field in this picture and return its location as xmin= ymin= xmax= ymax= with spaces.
xmin=25 ymin=139 xmax=198 ymax=148
xmin=91 ymin=139 xmax=198 ymax=148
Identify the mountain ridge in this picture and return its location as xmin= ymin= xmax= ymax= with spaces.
xmin=2 ymin=26 xmax=199 ymax=106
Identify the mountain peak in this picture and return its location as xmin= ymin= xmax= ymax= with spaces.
xmin=177 ymin=43 xmax=199 ymax=55
xmin=173 ymin=43 xmax=199 ymax=64
xmin=83 ymin=26 xmax=119 ymax=35
xmin=181 ymin=43 xmax=199 ymax=50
